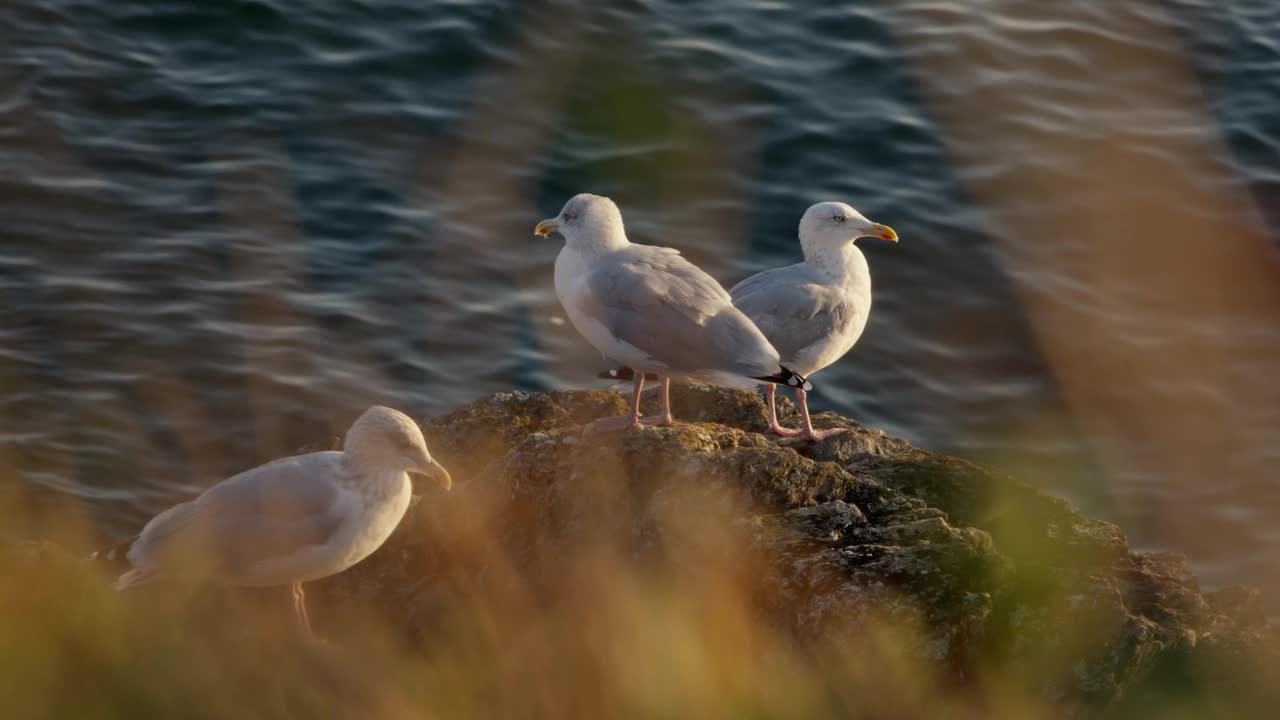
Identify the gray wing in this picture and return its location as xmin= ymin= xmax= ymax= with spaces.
xmin=585 ymin=246 xmax=779 ymax=376
xmin=130 ymin=451 xmax=349 ymax=577
xmin=730 ymin=265 xmax=859 ymax=363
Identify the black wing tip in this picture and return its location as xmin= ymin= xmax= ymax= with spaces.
xmin=753 ymin=366 xmax=813 ymax=392
xmin=87 ymin=534 xmax=139 ymax=568
xmin=597 ymin=367 xmax=659 ymax=382
xmin=604 ymin=366 xmax=813 ymax=391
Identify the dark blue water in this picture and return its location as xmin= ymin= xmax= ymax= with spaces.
xmin=2 ymin=0 xmax=1279 ymax=603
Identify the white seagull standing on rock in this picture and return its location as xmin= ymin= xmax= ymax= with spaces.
xmin=537 ymin=193 xmax=810 ymax=434
xmin=730 ymin=201 xmax=897 ymax=440
xmin=107 ymin=406 xmax=452 ymax=636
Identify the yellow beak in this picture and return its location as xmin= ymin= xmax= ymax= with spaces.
xmin=872 ymin=223 xmax=898 ymax=242
xmin=534 ymin=218 xmax=560 ymax=237
xmin=415 ymin=459 xmax=453 ymax=491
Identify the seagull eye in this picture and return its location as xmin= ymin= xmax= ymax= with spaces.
xmin=833 ymin=215 xmax=846 ymax=223
xmin=394 ymin=435 xmax=415 ymax=450
xmin=563 ymin=211 xmax=577 ymax=222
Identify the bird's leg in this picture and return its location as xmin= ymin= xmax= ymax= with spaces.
xmin=766 ymin=383 xmax=803 ymax=437
xmin=585 ymin=373 xmax=645 ymax=433
xmin=797 ymin=388 xmax=847 ymax=442
xmin=291 ymin=581 xmax=314 ymax=637
xmin=640 ymin=376 xmax=676 ymax=426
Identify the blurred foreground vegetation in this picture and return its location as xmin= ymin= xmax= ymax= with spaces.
xmin=3 ymin=388 xmax=1278 ymax=719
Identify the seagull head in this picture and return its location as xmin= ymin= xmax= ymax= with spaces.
xmin=799 ymin=201 xmax=897 ymax=259
xmin=345 ymin=406 xmax=452 ymax=490
xmin=535 ymin=193 xmax=628 ymax=251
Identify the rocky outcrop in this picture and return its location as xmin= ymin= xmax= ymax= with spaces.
xmin=313 ymin=386 xmax=1276 ymax=712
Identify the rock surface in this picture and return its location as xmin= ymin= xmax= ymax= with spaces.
xmin=309 ymin=386 xmax=1276 ymax=712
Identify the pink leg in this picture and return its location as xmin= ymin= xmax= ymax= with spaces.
xmin=585 ymin=374 xmax=645 ymax=434
xmin=765 ymin=383 xmax=803 ymax=437
xmin=797 ymin=388 xmax=847 ymax=442
xmin=292 ymin=581 xmax=313 ymax=637
xmin=639 ymin=376 xmax=676 ymax=426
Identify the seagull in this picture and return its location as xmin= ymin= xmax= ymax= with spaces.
xmin=108 ymin=405 xmax=452 ymax=636
xmin=536 ymin=193 xmax=810 ymax=433
xmin=729 ymin=201 xmax=897 ymax=440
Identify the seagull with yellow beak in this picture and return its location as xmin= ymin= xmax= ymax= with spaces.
xmin=729 ymin=201 xmax=897 ymax=440
xmin=109 ymin=406 xmax=451 ymax=636
xmin=537 ymin=193 xmax=811 ymax=433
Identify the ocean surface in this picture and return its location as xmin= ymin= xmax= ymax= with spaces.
xmin=2 ymin=1 xmax=1278 ymax=604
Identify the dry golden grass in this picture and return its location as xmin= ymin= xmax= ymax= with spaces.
xmin=3 ymin=462 xmax=1274 ymax=720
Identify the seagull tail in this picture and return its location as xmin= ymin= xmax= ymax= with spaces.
xmin=752 ymin=366 xmax=814 ymax=392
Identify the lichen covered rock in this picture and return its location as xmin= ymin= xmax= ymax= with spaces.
xmin=314 ymin=386 xmax=1275 ymax=712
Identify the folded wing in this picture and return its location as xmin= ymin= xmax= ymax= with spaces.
xmin=730 ymin=265 xmax=861 ymax=369
xmin=128 ymin=452 xmax=353 ymax=582
xmin=582 ymin=246 xmax=781 ymax=380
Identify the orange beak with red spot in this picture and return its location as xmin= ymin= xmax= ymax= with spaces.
xmin=534 ymin=218 xmax=559 ymax=237
xmin=871 ymin=223 xmax=898 ymax=242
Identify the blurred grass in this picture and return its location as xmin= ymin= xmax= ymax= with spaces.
xmin=0 ymin=482 xmax=957 ymax=720
xmin=2 ymin=466 xmax=1276 ymax=720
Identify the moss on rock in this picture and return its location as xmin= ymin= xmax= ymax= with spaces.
xmin=308 ymin=385 xmax=1277 ymax=711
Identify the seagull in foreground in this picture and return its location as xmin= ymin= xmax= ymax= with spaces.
xmin=108 ymin=406 xmax=452 ymax=636
xmin=536 ymin=193 xmax=810 ymax=433
xmin=729 ymin=201 xmax=897 ymax=440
